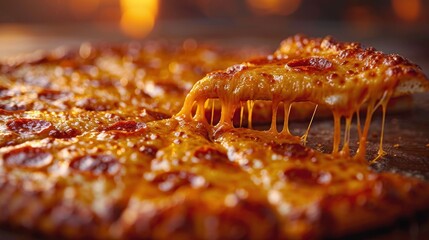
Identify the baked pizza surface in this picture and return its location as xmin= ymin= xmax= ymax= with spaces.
xmin=0 ymin=35 xmax=429 ymax=239
xmin=0 ymin=41 xmax=265 ymax=115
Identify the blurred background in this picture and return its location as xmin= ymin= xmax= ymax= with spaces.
xmin=0 ymin=0 xmax=428 ymax=72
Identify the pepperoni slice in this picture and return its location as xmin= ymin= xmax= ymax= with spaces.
xmin=49 ymin=127 xmax=81 ymax=139
xmin=70 ymin=154 xmax=120 ymax=175
xmin=38 ymin=89 xmax=69 ymax=101
xmin=142 ymin=109 xmax=170 ymax=120
xmin=0 ymin=86 xmax=9 ymax=98
xmin=105 ymin=121 xmax=146 ymax=132
xmin=152 ymin=171 xmax=206 ymax=192
xmin=6 ymin=118 xmax=53 ymax=135
xmin=0 ymin=102 xmax=28 ymax=111
xmin=287 ymin=57 xmax=333 ymax=71
xmin=269 ymin=142 xmax=314 ymax=159
xmin=194 ymin=146 xmax=236 ymax=168
xmin=283 ymin=168 xmax=332 ymax=185
xmin=76 ymin=98 xmax=113 ymax=111
xmin=3 ymin=146 xmax=52 ymax=168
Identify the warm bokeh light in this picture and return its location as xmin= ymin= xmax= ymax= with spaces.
xmin=246 ymin=0 xmax=301 ymax=16
xmin=120 ymin=0 xmax=159 ymax=38
xmin=392 ymin=0 xmax=421 ymax=22
xmin=195 ymin=0 xmax=241 ymax=18
xmin=68 ymin=0 xmax=100 ymax=17
xmin=344 ymin=5 xmax=375 ymax=35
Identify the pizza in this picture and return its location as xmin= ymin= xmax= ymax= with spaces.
xmin=0 ymin=35 xmax=429 ymax=239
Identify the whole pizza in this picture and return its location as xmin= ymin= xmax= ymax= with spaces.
xmin=0 ymin=35 xmax=429 ymax=239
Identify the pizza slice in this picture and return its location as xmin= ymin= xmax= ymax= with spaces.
xmin=178 ymin=34 xmax=429 ymax=159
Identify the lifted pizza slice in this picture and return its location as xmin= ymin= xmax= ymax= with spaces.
xmin=178 ymin=34 xmax=429 ymax=160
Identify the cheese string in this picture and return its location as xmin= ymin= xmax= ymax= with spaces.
xmin=371 ymin=91 xmax=392 ymax=162
xmin=341 ymin=114 xmax=352 ymax=155
xmin=282 ymin=102 xmax=292 ymax=135
xmin=356 ymin=109 xmax=362 ymax=138
xmin=219 ymin=100 xmax=236 ymax=126
xmin=358 ymin=90 xmax=389 ymax=162
xmin=355 ymin=98 xmax=376 ymax=160
xmin=301 ymin=104 xmax=318 ymax=145
xmin=247 ymin=100 xmax=255 ymax=129
xmin=332 ymin=111 xmax=341 ymax=154
xmin=372 ymin=91 xmax=388 ymax=115
xmin=239 ymin=101 xmax=244 ymax=128
xmin=270 ymin=100 xmax=280 ymax=132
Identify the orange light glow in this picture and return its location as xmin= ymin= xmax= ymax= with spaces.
xmin=120 ymin=0 xmax=159 ymax=38
xmin=344 ymin=5 xmax=375 ymax=34
xmin=246 ymin=0 xmax=301 ymax=16
xmin=392 ymin=0 xmax=421 ymax=22
xmin=68 ymin=0 xmax=100 ymax=17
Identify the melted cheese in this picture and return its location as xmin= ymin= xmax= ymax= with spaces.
xmin=247 ymin=100 xmax=255 ymax=129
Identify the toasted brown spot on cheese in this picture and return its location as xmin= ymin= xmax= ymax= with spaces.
xmin=287 ymin=57 xmax=333 ymax=71
xmin=105 ymin=121 xmax=146 ymax=132
xmin=152 ymin=171 xmax=206 ymax=192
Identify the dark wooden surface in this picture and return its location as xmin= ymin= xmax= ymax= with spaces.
xmin=295 ymin=93 xmax=429 ymax=181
